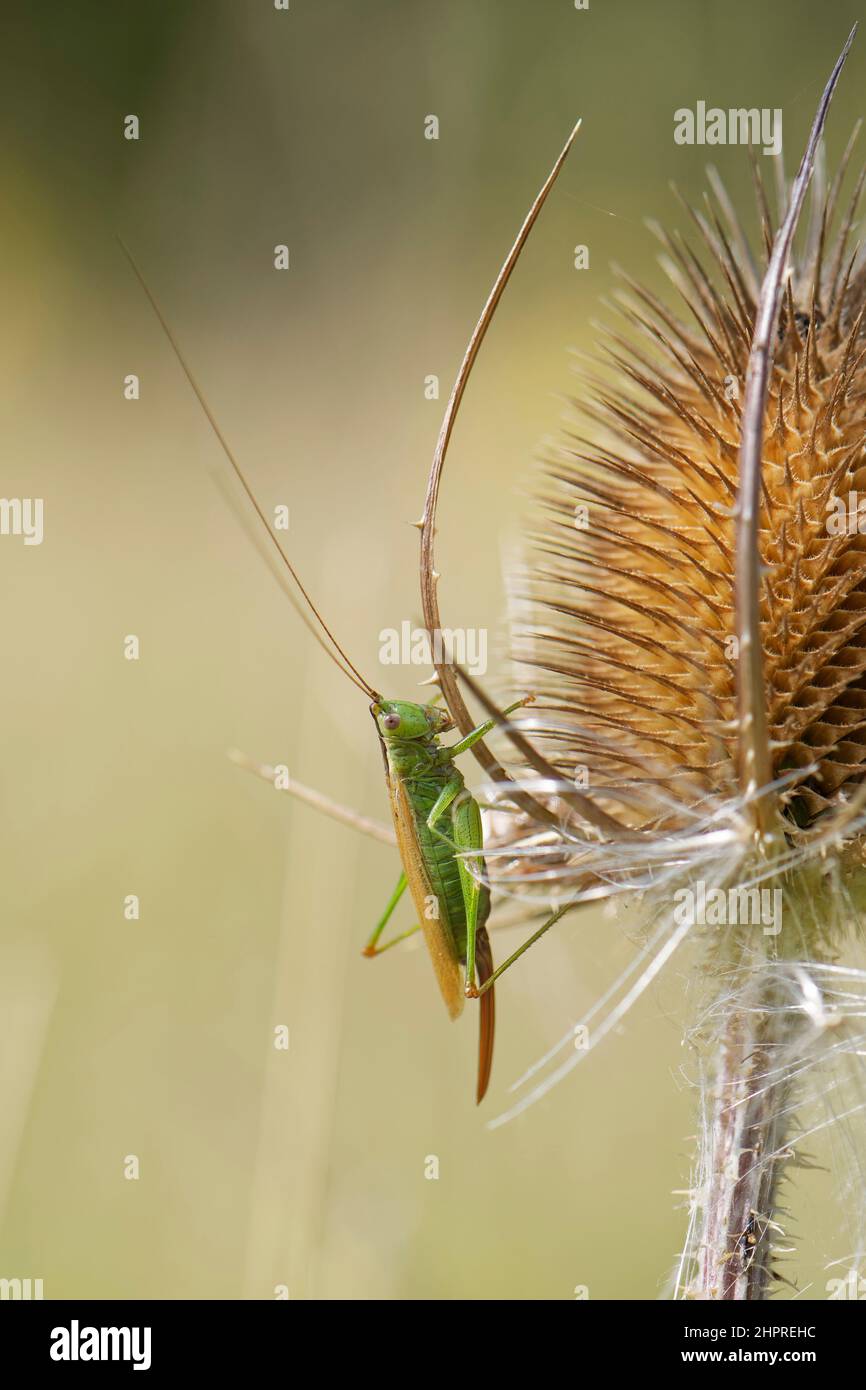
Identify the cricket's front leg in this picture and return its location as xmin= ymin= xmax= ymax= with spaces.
xmin=448 ymin=696 xmax=533 ymax=759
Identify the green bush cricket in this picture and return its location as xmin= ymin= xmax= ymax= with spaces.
xmin=366 ymin=693 xmax=532 ymax=1102
xmin=119 ymin=121 xmax=584 ymax=1103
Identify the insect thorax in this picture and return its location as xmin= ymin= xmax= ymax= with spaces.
xmin=385 ymin=735 xmax=454 ymax=787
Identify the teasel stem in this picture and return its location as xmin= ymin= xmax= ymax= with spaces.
xmin=693 ymin=954 xmax=793 ymax=1300
xmin=695 ymin=26 xmax=857 ymax=1301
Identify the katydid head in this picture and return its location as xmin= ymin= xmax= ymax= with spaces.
xmin=371 ymin=699 xmax=454 ymax=742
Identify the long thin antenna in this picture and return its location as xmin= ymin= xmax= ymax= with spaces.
xmin=118 ymin=236 xmax=381 ymax=703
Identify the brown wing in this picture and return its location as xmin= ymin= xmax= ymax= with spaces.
xmin=389 ymin=776 xmax=464 ymax=1020
xmin=474 ymin=925 xmax=495 ymax=1103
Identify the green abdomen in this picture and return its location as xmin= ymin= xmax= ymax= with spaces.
xmin=406 ymin=774 xmax=471 ymax=960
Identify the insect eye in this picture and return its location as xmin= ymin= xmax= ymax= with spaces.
xmin=383 ymin=713 xmax=401 ymax=730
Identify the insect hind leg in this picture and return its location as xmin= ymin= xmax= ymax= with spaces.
xmin=450 ymin=789 xmax=488 ymax=997
xmin=362 ymin=872 xmax=422 ymax=957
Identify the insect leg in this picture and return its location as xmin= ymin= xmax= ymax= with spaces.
xmin=426 ymin=777 xmax=486 ymax=989
xmin=362 ymin=873 xmax=420 ymax=957
xmin=474 ymin=901 xmax=583 ymax=993
xmin=448 ymin=697 xmax=530 ymax=759
xmin=450 ymin=791 xmax=487 ymax=996
xmin=425 ymin=774 xmax=465 ymax=852
xmin=363 ymin=922 xmax=423 ymax=957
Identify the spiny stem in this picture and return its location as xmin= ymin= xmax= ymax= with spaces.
xmin=693 ymin=966 xmax=793 ymax=1300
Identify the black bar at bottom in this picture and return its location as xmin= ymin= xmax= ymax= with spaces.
xmin=0 ymin=1296 xmax=858 ymax=1375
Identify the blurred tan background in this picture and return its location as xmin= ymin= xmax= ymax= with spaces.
xmin=1 ymin=0 xmax=862 ymax=1299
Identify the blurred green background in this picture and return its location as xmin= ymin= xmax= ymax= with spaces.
xmin=1 ymin=0 xmax=862 ymax=1299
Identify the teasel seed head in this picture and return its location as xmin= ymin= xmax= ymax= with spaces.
xmin=516 ymin=146 xmax=866 ymax=855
